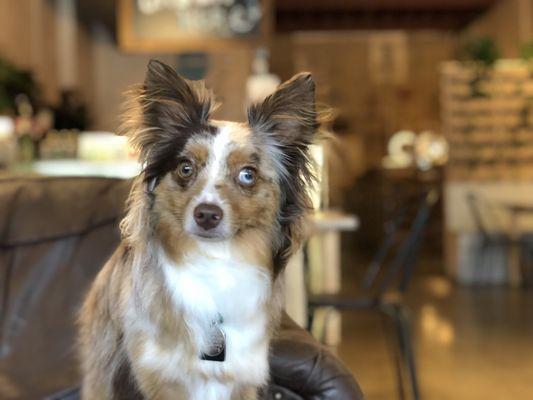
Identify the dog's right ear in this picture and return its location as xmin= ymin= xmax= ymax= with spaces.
xmin=120 ymin=59 xmax=215 ymax=183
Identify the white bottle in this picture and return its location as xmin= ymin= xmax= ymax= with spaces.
xmin=245 ymin=48 xmax=281 ymax=107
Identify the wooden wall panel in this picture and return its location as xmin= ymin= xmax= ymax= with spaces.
xmin=0 ymin=0 xmax=59 ymax=104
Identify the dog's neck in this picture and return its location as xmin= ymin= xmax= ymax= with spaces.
xmin=156 ymin=241 xmax=272 ymax=360
xmin=157 ymin=240 xmax=272 ymax=316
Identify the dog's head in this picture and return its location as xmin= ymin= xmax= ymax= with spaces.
xmin=121 ymin=60 xmax=318 ymax=273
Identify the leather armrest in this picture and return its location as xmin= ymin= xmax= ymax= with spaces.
xmin=269 ymin=313 xmax=364 ymax=400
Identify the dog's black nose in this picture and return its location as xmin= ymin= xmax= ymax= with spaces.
xmin=194 ymin=203 xmax=223 ymax=231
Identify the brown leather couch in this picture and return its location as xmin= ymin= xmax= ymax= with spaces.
xmin=0 ymin=176 xmax=363 ymax=400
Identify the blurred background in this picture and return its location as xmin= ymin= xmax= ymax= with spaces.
xmin=1 ymin=0 xmax=533 ymax=399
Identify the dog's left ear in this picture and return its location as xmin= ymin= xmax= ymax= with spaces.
xmin=247 ymin=73 xmax=318 ymax=274
xmin=247 ymin=72 xmax=317 ymax=153
xmin=247 ymin=72 xmax=317 ymax=184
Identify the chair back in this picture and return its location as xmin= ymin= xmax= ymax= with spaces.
xmin=465 ymin=192 xmax=507 ymax=242
xmin=361 ymin=189 xmax=439 ymax=297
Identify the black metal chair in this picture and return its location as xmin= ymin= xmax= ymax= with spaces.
xmin=465 ymin=192 xmax=515 ymax=284
xmin=307 ymin=189 xmax=439 ymax=400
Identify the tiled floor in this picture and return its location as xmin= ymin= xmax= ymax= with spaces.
xmin=332 ymin=271 xmax=533 ymax=400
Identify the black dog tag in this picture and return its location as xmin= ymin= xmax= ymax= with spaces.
xmin=201 ymin=325 xmax=226 ymax=362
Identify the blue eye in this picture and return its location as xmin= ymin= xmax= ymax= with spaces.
xmin=238 ymin=167 xmax=256 ymax=187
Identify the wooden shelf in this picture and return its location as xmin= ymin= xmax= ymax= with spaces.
xmin=441 ymin=60 xmax=533 ymax=182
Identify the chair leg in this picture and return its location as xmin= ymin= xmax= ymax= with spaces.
xmin=309 ymin=306 xmax=336 ymax=344
xmin=394 ymin=304 xmax=421 ymax=400
xmin=308 ymin=306 xmax=330 ymax=344
xmin=381 ymin=304 xmax=421 ymax=400
xmin=380 ymin=310 xmax=406 ymax=400
xmin=474 ymin=244 xmax=485 ymax=284
xmin=307 ymin=306 xmax=316 ymax=333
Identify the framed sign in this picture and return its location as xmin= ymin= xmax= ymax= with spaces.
xmin=117 ymin=0 xmax=271 ymax=53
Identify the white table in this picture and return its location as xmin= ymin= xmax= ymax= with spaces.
xmin=12 ymin=159 xmax=141 ymax=178
xmin=284 ymin=210 xmax=359 ymax=344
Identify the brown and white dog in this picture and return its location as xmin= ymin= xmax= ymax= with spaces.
xmin=78 ymin=60 xmax=318 ymax=400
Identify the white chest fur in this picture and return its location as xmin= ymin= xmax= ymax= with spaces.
xmin=138 ymin=243 xmax=272 ymax=398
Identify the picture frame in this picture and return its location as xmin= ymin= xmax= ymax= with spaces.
xmin=117 ymin=0 xmax=272 ymax=53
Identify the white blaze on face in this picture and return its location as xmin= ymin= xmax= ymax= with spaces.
xmin=197 ymin=125 xmax=233 ymax=205
xmin=196 ymin=122 xmax=251 ymax=204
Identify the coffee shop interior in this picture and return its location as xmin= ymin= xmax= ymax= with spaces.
xmin=1 ymin=0 xmax=533 ymax=399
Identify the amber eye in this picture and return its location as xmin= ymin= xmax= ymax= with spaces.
xmin=238 ymin=167 xmax=257 ymax=187
xmin=177 ymin=160 xmax=194 ymax=179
